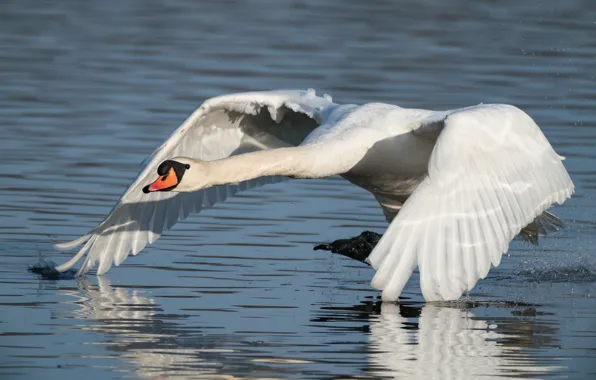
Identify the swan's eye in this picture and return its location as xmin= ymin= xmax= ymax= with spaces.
xmin=185 ymin=164 xmax=190 ymax=169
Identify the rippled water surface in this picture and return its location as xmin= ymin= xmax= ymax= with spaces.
xmin=2 ymin=0 xmax=596 ymax=378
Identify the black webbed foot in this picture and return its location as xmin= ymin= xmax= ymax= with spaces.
xmin=314 ymin=231 xmax=382 ymax=265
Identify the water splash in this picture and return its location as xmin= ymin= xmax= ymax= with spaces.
xmin=519 ymin=265 xmax=596 ymax=283
xmin=28 ymin=256 xmax=77 ymax=280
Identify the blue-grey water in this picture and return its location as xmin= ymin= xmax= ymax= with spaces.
xmin=1 ymin=0 xmax=596 ymax=379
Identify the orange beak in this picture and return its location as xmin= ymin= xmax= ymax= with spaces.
xmin=143 ymin=168 xmax=179 ymax=193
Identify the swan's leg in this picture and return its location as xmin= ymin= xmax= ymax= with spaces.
xmin=314 ymin=231 xmax=382 ymax=265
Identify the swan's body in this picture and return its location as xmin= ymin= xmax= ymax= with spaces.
xmin=55 ymin=89 xmax=574 ymax=302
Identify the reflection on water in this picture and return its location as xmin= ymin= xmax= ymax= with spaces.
xmin=2 ymin=0 xmax=596 ymax=378
xmin=368 ymin=304 xmax=558 ymax=379
xmin=60 ymin=279 xmax=563 ymax=379
xmin=65 ymin=278 xmax=239 ymax=379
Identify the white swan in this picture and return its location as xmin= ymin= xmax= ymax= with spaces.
xmin=54 ymin=89 xmax=574 ymax=302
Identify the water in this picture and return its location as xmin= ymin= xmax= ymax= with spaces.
xmin=1 ymin=0 xmax=596 ymax=378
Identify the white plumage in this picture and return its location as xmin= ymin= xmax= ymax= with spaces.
xmin=367 ymin=105 xmax=573 ymax=301
xmin=55 ymin=89 xmax=573 ymax=302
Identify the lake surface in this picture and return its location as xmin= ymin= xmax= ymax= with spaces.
xmin=1 ymin=0 xmax=596 ymax=378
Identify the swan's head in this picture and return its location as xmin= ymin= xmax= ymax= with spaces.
xmin=142 ymin=157 xmax=204 ymax=194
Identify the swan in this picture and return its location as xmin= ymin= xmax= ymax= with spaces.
xmin=54 ymin=89 xmax=574 ymax=302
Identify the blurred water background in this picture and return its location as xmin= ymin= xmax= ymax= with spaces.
xmin=1 ymin=0 xmax=596 ymax=378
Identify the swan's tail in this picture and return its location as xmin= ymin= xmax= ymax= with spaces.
xmin=519 ymin=211 xmax=565 ymax=245
xmin=54 ymin=233 xmax=96 ymax=273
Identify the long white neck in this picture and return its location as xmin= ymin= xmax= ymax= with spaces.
xmin=185 ymin=144 xmax=367 ymax=191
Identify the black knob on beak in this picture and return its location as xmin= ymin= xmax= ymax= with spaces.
xmin=157 ymin=160 xmax=173 ymax=176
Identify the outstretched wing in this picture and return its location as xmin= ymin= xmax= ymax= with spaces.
xmin=368 ymin=104 xmax=574 ymax=301
xmin=55 ymin=89 xmax=335 ymax=275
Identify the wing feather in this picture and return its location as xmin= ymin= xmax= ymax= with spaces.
xmin=368 ymin=104 xmax=574 ymax=301
xmin=55 ymin=90 xmax=334 ymax=275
